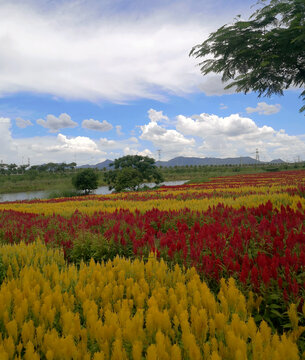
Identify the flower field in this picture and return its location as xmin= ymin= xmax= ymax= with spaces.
xmin=0 ymin=169 xmax=305 ymax=358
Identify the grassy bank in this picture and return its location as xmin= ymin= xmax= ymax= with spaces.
xmin=0 ymin=163 xmax=304 ymax=194
xmin=0 ymin=173 xmax=75 ymax=194
xmin=160 ymin=162 xmax=305 ymax=183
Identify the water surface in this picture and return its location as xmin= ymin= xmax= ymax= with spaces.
xmin=0 ymin=180 xmax=188 ymax=202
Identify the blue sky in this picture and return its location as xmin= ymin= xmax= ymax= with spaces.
xmin=0 ymin=0 xmax=304 ymax=165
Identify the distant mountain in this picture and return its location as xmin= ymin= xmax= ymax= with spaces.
xmin=156 ymin=156 xmax=264 ymax=167
xmin=269 ymin=159 xmax=285 ymax=164
xmin=78 ymin=156 xmax=285 ymax=169
xmin=78 ymin=159 xmax=113 ymax=169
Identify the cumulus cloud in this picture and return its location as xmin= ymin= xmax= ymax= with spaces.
xmin=48 ymin=134 xmax=102 ymax=154
xmin=100 ymin=137 xmax=139 ymax=151
xmin=15 ymin=117 xmax=33 ymax=128
xmin=0 ymin=118 xmax=106 ymax=164
xmin=19 ymin=134 xmax=106 ymax=165
xmin=175 ymin=111 xmax=303 ymax=160
xmin=123 ymin=148 xmax=153 ymax=157
xmin=36 ymin=113 xmax=78 ymax=132
xmin=2 ymin=108 xmax=305 ymax=165
xmin=198 ymin=75 xmax=237 ymax=96
xmin=82 ymin=119 xmax=113 ymax=132
xmin=100 ymin=138 xmax=117 ymax=148
xmin=148 ymin=109 xmax=169 ymax=123
xmin=246 ymin=102 xmax=281 ymax=115
xmin=0 ymin=1 xmax=235 ymax=103
xmin=176 ymin=113 xmax=260 ymax=137
xmin=116 ymin=125 xmax=123 ymax=136
xmin=140 ymin=115 xmax=195 ymax=157
xmin=0 ymin=118 xmax=18 ymax=162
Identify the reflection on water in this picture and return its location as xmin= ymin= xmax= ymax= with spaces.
xmin=0 ymin=180 xmax=189 ymax=203
xmin=0 ymin=190 xmax=48 ymax=203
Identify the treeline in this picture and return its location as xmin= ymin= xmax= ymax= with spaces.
xmin=157 ymin=161 xmax=305 ymax=182
xmin=0 ymin=162 xmax=76 ymax=175
xmin=160 ymin=162 xmax=304 ymax=172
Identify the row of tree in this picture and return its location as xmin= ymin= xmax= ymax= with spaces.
xmin=0 ymin=162 xmax=77 ymax=175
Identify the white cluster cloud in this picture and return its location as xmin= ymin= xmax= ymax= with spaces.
xmin=15 ymin=117 xmax=33 ymax=128
xmin=177 ymin=113 xmax=261 ymax=137
xmin=49 ymin=134 xmax=102 ymax=154
xmin=174 ymin=112 xmax=304 ymax=160
xmin=0 ymin=118 xmax=18 ymax=163
xmin=100 ymin=137 xmax=138 ymax=150
xmin=246 ymin=102 xmax=281 ymax=115
xmin=123 ymin=148 xmax=153 ymax=157
xmin=1 ymin=109 xmax=305 ymax=165
xmin=140 ymin=111 xmax=195 ymax=157
xmin=82 ymin=119 xmax=113 ymax=132
xmin=36 ymin=113 xmax=77 ymax=132
xmin=148 ymin=109 xmax=169 ymax=123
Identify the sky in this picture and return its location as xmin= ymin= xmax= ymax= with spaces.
xmin=0 ymin=0 xmax=304 ymax=166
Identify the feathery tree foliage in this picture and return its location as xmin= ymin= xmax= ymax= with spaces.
xmin=190 ymin=0 xmax=305 ymax=112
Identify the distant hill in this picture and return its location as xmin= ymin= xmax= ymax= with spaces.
xmin=78 ymin=159 xmax=113 ymax=169
xmin=156 ymin=156 xmax=264 ymax=167
xmin=78 ymin=156 xmax=285 ymax=169
xmin=269 ymin=159 xmax=285 ymax=164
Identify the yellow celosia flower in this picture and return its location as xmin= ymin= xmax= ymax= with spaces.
xmin=0 ymin=240 xmax=303 ymax=359
xmin=93 ymin=351 xmax=105 ymax=360
xmin=147 ymin=344 xmax=158 ymax=360
xmin=3 ymin=336 xmax=15 ymax=359
xmin=6 ymin=319 xmax=18 ymax=342
xmin=21 ymin=320 xmax=35 ymax=345
xmin=210 ymin=351 xmax=222 ymax=360
xmin=24 ymin=341 xmax=39 ymax=360
xmin=132 ymin=341 xmax=142 ymax=360
xmin=288 ymin=303 xmax=299 ymax=330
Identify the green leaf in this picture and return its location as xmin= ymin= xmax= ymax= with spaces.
xmin=190 ymin=0 xmax=305 ymax=114
xmin=270 ymin=309 xmax=283 ymax=318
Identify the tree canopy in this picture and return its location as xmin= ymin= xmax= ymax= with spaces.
xmin=190 ymin=0 xmax=305 ymax=112
xmin=72 ymin=168 xmax=99 ymax=194
xmin=104 ymin=155 xmax=164 ymax=192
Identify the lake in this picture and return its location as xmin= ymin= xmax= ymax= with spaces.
xmin=0 ymin=180 xmax=188 ymax=203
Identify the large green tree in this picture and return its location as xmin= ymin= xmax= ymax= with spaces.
xmin=104 ymin=155 xmax=164 ymax=192
xmin=190 ymin=0 xmax=305 ymax=112
xmin=72 ymin=168 xmax=99 ymax=194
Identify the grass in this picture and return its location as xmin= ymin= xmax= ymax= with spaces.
xmin=47 ymin=189 xmax=82 ymax=199
xmin=0 ymin=171 xmax=105 ymax=195
xmin=159 ymin=163 xmax=305 ymax=183
xmin=0 ymin=163 xmax=304 ymax=195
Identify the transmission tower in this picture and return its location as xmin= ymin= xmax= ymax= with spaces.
xmin=157 ymin=149 xmax=161 ymax=162
xmin=255 ymin=148 xmax=260 ymax=163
